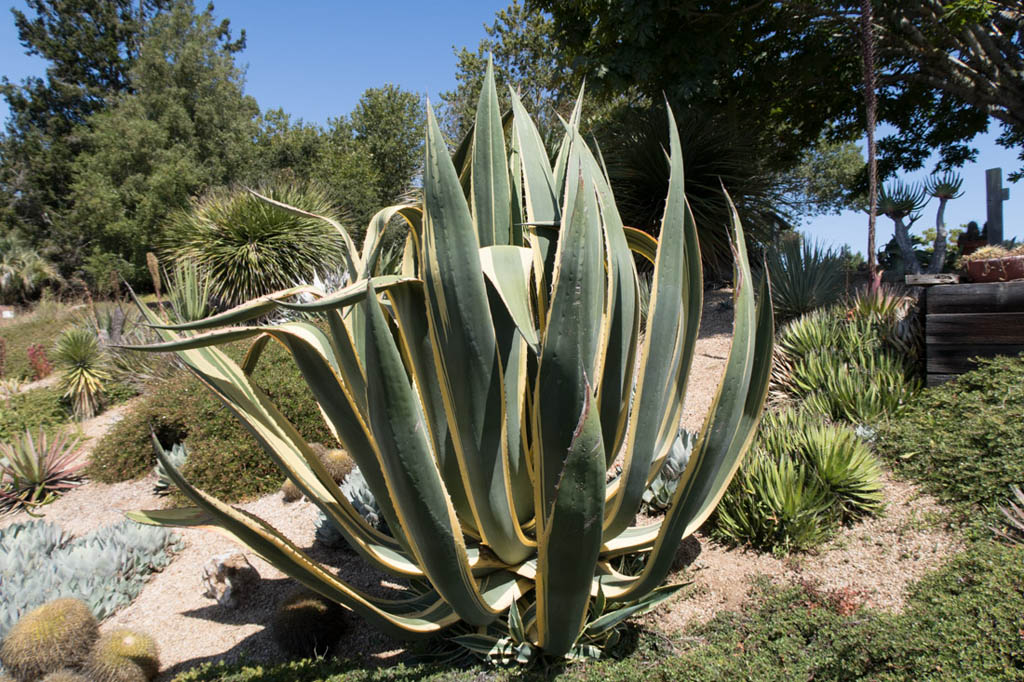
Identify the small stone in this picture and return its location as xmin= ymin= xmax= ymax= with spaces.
xmin=201 ymin=551 xmax=260 ymax=608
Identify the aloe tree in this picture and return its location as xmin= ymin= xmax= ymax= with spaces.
xmin=878 ymin=181 xmax=928 ymax=275
xmin=923 ymin=171 xmax=963 ymax=274
xmin=126 ymin=63 xmax=773 ymax=659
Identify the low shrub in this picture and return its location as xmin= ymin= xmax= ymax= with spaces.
xmin=88 ymin=341 xmax=333 ymax=501
xmin=874 ymin=354 xmax=1024 ymax=523
xmin=0 ymin=386 xmax=71 ymax=442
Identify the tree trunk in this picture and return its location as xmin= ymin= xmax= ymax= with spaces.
xmin=860 ymin=0 xmax=880 ymax=288
xmin=928 ymin=197 xmax=949 ymax=273
xmin=892 ymin=217 xmax=922 ymax=275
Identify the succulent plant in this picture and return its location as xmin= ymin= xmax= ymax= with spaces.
xmin=994 ymin=485 xmax=1024 ymax=544
xmin=85 ymin=629 xmax=159 ymax=682
xmin=0 ymin=520 xmax=181 ymax=641
xmin=315 ymin=467 xmax=387 ymax=548
xmin=0 ymin=429 xmax=84 ymax=513
xmin=127 ymin=63 xmax=773 ymax=658
xmin=642 ymin=429 xmax=697 ymax=512
xmin=269 ymin=588 xmax=346 ymax=658
xmin=151 ymin=439 xmax=187 ymax=496
xmin=0 ymin=598 xmax=98 ymax=681
xmin=39 ymin=671 xmax=91 ymax=682
xmin=53 ymin=326 xmax=110 ymax=420
xmin=282 ymin=443 xmax=353 ymax=502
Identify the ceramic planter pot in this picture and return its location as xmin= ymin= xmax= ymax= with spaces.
xmin=965 ymin=255 xmax=1024 ymax=283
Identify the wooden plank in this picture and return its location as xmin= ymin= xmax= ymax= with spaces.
xmin=926 ymin=281 xmax=1024 ymax=314
xmin=907 ymin=273 xmax=959 ymax=285
xmin=926 ymin=343 xmax=1024 ymax=374
xmin=926 ymin=373 xmax=958 ymax=387
xmin=925 ymin=312 xmax=1024 ymax=344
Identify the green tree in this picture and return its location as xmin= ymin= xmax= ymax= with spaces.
xmin=440 ymin=0 xmax=568 ymax=141
xmin=0 ymin=0 xmax=170 ymax=256
xmin=67 ymin=0 xmax=259 ymax=287
xmin=350 ymin=84 xmax=425 ymax=205
xmin=531 ymin=0 xmax=1024 ymax=177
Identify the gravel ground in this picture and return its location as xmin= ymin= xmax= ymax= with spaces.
xmin=0 ymin=288 xmax=963 ymax=680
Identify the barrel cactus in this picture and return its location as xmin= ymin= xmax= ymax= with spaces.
xmin=85 ymin=629 xmax=159 ymax=682
xmin=128 ymin=63 xmax=773 ymax=659
xmin=270 ymin=588 xmax=347 ymax=657
xmin=0 ymin=598 xmax=98 ymax=681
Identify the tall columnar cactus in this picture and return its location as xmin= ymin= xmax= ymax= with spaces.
xmin=128 ymin=64 xmax=773 ymax=658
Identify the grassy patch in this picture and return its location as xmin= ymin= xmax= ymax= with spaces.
xmin=0 ymin=302 xmax=79 ymax=381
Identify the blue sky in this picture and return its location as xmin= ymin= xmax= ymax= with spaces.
xmin=2 ymin=0 xmax=1021 ymax=253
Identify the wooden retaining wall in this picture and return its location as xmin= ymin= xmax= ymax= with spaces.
xmin=924 ymin=281 xmax=1024 ymax=386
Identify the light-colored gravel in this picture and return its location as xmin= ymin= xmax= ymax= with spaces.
xmin=1 ymin=287 xmax=964 ymax=680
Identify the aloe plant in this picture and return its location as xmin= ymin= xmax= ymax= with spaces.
xmin=126 ymin=64 xmax=773 ymax=659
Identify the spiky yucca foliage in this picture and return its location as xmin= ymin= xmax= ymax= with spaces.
xmin=0 ymin=598 xmax=98 ymax=681
xmin=764 ymin=234 xmax=845 ymax=321
xmin=0 ymin=430 xmax=84 ymax=513
xmin=85 ymin=629 xmax=159 ymax=682
xmin=270 ymin=588 xmax=347 ymax=657
xmin=800 ymin=424 xmax=883 ymax=521
xmin=164 ymin=261 xmax=212 ymax=324
xmin=53 ymin=327 xmax=110 ymax=419
xmin=597 ymin=104 xmax=789 ymax=276
xmin=164 ymin=181 xmax=346 ymax=307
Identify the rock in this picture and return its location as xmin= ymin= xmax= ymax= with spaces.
xmin=201 ymin=551 xmax=260 ymax=608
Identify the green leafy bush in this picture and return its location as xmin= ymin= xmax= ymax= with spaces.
xmin=88 ymin=341 xmax=333 ymax=501
xmin=0 ymin=386 xmax=71 ymax=442
xmin=874 ymin=354 xmax=1024 ymax=522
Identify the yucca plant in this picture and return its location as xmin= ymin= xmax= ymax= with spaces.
xmin=764 ymin=233 xmax=845 ymax=321
xmin=0 ymin=429 xmax=84 ymax=513
xmin=125 ymin=64 xmax=773 ymax=659
xmin=163 ymin=180 xmax=347 ymax=308
xmin=52 ymin=327 xmax=110 ymax=420
xmin=164 ymin=261 xmax=212 ymax=324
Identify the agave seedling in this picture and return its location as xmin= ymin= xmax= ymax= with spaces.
xmin=127 ymin=64 xmax=773 ymax=659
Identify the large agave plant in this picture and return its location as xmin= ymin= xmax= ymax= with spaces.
xmin=126 ymin=65 xmax=773 ymax=658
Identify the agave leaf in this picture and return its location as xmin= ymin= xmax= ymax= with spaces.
xmin=479 ymin=245 xmax=539 ymax=350
xmin=423 ymin=101 xmax=532 ymax=565
xmin=146 ymin=284 xmax=321 ymax=331
xmin=584 ymin=583 xmax=682 ymax=636
xmin=472 ymin=58 xmax=512 ymax=247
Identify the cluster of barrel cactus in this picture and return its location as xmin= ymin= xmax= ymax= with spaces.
xmin=0 ymin=598 xmax=158 ymax=682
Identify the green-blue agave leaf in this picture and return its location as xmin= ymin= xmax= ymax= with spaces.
xmin=473 ymin=58 xmax=511 ymax=247
xmin=422 ymin=100 xmax=532 ymax=565
xmin=604 ymin=104 xmax=695 ymax=540
xmin=534 ymin=167 xmax=607 ymax=656
xmin=584 ymin=583 xmax=683 ymax=636
xmin=362 ymin=277 xmax=507 ymax=626
xmin=147 ymin=284 xmax=320 ymax=331
xmin=479 ymin=245 xmax=539 ymax=350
